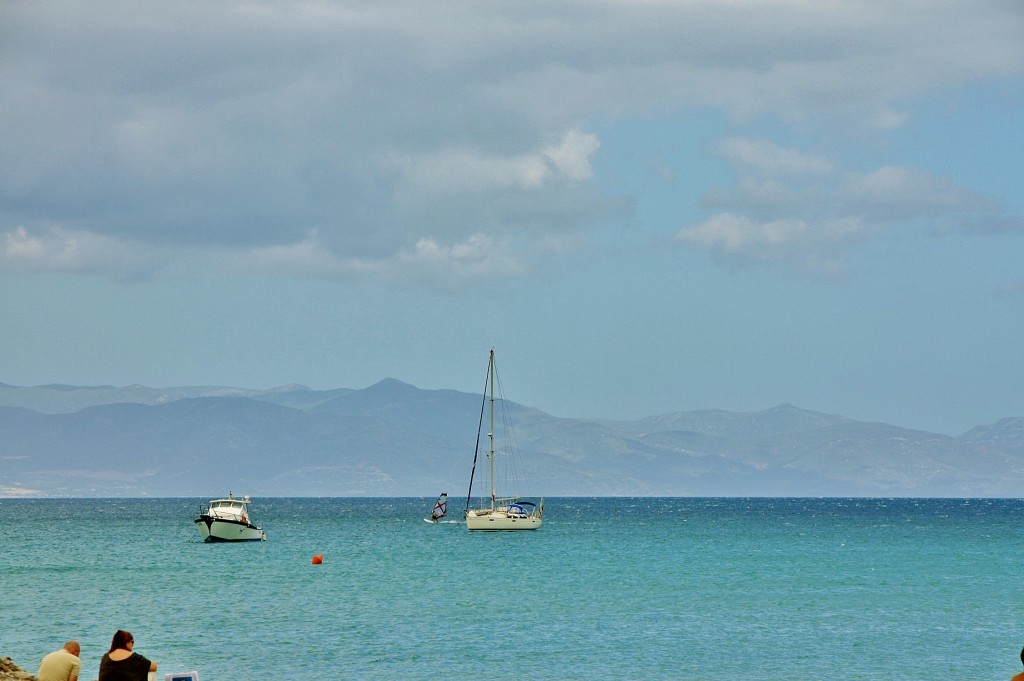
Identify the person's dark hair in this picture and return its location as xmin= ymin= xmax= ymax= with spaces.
xmin=109 ymin=630 xmax=134 ymax=653
xmin=1019 ymin=645 xmax=1024 ymax=667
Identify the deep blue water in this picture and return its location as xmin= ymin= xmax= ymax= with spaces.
xmin=2 ymin=497 xmax=1023 ymax=680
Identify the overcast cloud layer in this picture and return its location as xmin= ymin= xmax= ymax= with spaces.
xmin=3 ymin=0 xmax=1021 ymax=283
xmin=2 ymin=0 xmax=1023 ymax=435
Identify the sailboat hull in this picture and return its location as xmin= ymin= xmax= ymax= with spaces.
xmin=466 ymin=509 xmax=542 ymax=531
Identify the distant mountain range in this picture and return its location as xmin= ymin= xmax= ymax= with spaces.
xmin=2 ymin=380 xmax=1023 ymax=498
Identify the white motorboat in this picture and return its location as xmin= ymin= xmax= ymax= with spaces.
xmin=464 ymin=349 xmax=543 ymax=531
xmin=194 ymin=493 xmax=266 ymax=542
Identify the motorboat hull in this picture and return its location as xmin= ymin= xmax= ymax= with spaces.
xmin=195 ymin=515 xmax=266 ymax=542
xmin=466 ymin=509 xmax=542 ymax=531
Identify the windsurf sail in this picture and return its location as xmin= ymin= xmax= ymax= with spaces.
xmin=428 ymin=492 xmax=448 ymax=522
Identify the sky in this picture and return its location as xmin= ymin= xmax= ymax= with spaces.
xmin=1 ymin=0 xmax=1022 ymax=436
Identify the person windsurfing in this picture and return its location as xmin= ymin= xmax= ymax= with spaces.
xmin=426 ymin=492 xmax=448 ymax=523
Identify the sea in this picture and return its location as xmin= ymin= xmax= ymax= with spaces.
xmin=2 ymin=497 xmax=1023 ymax=680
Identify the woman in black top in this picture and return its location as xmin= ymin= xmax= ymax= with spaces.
xmin=98 ymin=630 xmax=157 ymax=681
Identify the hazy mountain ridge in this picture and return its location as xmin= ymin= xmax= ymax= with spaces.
xmin=1 ymin=380 xmax=1021 ymax=497
xmin=0 ymin=381 xmax=300 ymax=413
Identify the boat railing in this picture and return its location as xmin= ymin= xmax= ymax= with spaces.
xmin=495 ymin=496 xmax=542 ymax=517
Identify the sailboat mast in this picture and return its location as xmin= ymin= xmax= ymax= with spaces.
xmin=488 ymin=348 xmax=496 ymax=511
xmin=464 ymin=347 xmax=543 ymax=531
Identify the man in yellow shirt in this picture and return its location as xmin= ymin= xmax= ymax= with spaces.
xmin=37 ymin=640 xmax=81 ymax=681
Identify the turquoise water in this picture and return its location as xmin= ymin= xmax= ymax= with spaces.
xmin=1 ymin=497 xmax=1023 ymax=680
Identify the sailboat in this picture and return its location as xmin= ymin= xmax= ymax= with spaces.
xmin=424 ymin=492 xmax=448 ymax=523
xmin=464 ymin=349 xmax=543 ymax=531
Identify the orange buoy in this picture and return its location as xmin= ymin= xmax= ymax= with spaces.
xmin=311 ymin=554 xmax=324 ymax=565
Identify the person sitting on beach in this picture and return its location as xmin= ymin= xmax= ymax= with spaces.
xmin=37 ymin=640 xmax=81 ymax=681
xmin=98 ymin=630 xmax=157 ymax=681
xmin=1011 ymin=645 xmax=1024 ymax=681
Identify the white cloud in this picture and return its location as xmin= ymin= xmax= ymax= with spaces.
xmin=1 ymin=0 xmax=1020 ymax=286
xmin=390 ymin=128 xmax=599 ymax=194
xmin=230 ymin=234 xmax=341 ymax=278
xmin=718 ymin=138 xmax=833 ymax=176
xmin=840 ymin=166 xmax=1003 ymax=219
xmin=680 ymin=143 xmax=1016 ymax=275
xmin=1 ymin=226 xmax=159 ymax=279
xmin=543 ymin=129 xmax=600 ymax=182
xmin=702 ymin=177 xmax=803 ymax=217
xmin=695 ymin=213 xmax=864 ymax=250
xmin=366 ymin=234 xmax=525 ymax=283
xmin=676 ymin=212 xmax=865 ymax=277
xmin=869 ymin=109 xmax=910 ymax=130
xmin=234 ymin=231 xmax=524 ymax=287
